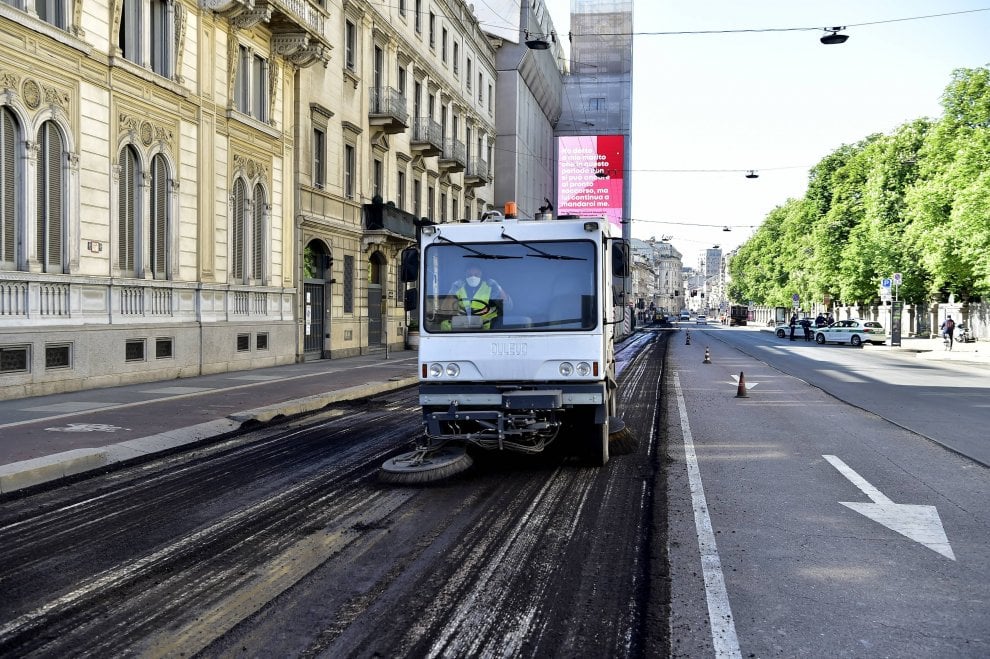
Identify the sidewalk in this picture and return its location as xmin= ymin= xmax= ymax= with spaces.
xmin=2 ymin=332 xmax=986 ymax=496
xmin=0 ymin=350 xmax=420 ymax=495
xmin=756 ymin=326 xmax=990 ymax=364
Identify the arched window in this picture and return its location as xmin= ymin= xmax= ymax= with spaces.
xmin=1 ymin=107 xmax=21 ymax=270
xmin=36 ymin=121 xmax=65 ymax=274
xmin=252 ymin=183 xmax=265 ymax=283
xmin=149 ymin=154 xmax=169 ymax=279
xmin=118 ymin=145 xmax=140 ymax=276
xmin=231 ymin=178 xmax=246 ymax=281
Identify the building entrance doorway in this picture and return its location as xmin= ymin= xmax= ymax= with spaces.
xmin=303 ymin=241 xmax=331 ymax=359
xmin=367 ymin=252 xmax=386 ymax=348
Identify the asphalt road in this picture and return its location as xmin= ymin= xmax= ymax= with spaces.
xmin=2 ymin=327 xmax=986 ymax=657
xmin=0 ymin=333 xmax=671 ymax=657
xmin=666 ymin=325 xmax=989 ymax=657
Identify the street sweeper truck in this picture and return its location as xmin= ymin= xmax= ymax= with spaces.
xmin=379 ymin=206 xmax=632 ymax=483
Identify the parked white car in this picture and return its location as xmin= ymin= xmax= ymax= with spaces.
xmin=815 ymin=319 xmax=887 ymax=346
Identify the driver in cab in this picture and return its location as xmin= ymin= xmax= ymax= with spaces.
xmin=442 ymin=265 xmax=513 ymax=330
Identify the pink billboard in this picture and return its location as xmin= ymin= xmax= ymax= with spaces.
xmin=557 ymin=135 xmax=624 ymax=226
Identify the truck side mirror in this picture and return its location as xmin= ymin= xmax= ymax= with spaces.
xmin=611 ymin=241 xmax=630 ymax=277
xmin=400 ymin=247 xmax=419 ymax=283
xmin=404 ymin=288 xmax=418 ymax=311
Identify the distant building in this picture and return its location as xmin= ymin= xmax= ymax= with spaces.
xmin=472 ymin=0 xmax=565 ymax=217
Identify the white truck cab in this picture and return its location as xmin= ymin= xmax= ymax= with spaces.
xmin=380 ymin=211 xmax=630 ymax=482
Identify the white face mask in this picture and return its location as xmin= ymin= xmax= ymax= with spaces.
xmin=465 ymin=276 xmax=481 ymax=288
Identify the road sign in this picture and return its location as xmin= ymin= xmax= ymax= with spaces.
xmin=881 ymin=278 xmax=892 ymax=289
xmin=791 ymin=293 xmax=799 ymax=302
xmin=893 ymin=272 xmax=902 ymax=285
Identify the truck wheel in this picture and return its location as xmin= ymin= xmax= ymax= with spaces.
xmin=587 ymin=419 xmax=610 ymax=467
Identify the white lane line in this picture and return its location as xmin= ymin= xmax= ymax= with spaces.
xmin=673 ymin=372 xmax=742 ymax=659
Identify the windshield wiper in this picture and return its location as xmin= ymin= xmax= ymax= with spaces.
xmin=500 ymin=230 xmax=586 ymax=261
xmin=435 ymin=234 xmax=520 ymax=259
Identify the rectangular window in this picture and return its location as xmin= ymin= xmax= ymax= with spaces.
xmin=414 ymin=0 xmax=421 ymax=33
xmin=313 ymin=128 xmax=325 ymax=189
xmin=150 ymin=0 xmax=173 ymax=77
xmin=343 ymin=254 xmax=354 ymax=313
xmin=413 ymin=180 xmax=421 ymax=218
xmin=236 ymin=334 xmax=250 ymax=352
xmin=398 ymin=66 xmax=407 ymax=97
xmin=235 ymin=46 xmax=269 ymax=121
xmin=440 ymin=192 xmax=447 ymax=223
xmin=155 ymin=337 xmax=173 ymax=359
xmin=120 ymin=0 xmax=142 ymax=63
xmin=588 ymin=96 xmax=606 ymax=111
xmin=427 ymin=185 xmax=435 ymax=221
xmin=466 ymin=58 xmax=472 ymax=91
xmin=373 ymin=158 xmax=383 ymax=200
xmin=429 ymin=12 xmax=436 ymax=48
xmin=0 ymin=345 xmax=29 ymax=373
xmin=37 ymin=0 xmax=68 ymax=30
xmin=488 ymin=83 xmax=493 ymax=112
xmin=256 ymin=333 xmax=269 ymax=351
xmin=399 ymin=0 xmax=406 ymax=16
xmin=125 ymin=339 xmax=145 ymax=362
xmin=397 ymin=170 xmax=406 ymax=210
xmin=345 ymin=20 xmax=356 ymax=70
xmin=45 ymin=343 xmax=71 ymax=369
xmin=478 ymin=73 xmax=483 ymax=102
xmin=344 ymin=144 xmax=355 ymax=199
xmin=453 ymin=42 xmax=459 ymax=75
xmin=441 ymin=27 xmax=448 ymax=62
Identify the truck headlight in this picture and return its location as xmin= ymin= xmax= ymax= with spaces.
xmin=429 ymin=363 xmax=443 ymax=378
xmin=576 ymin=361 xmax=592 ymax=376
xmin=445 ymin=363 xmax=460 ymax=377
xmin=559 ymin=362 xmax=574 ymax=376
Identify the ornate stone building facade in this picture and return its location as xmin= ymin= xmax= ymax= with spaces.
xmin=1 ymin=0 xmax=493 ymax=397
xmin=295 ymin=0 xmax=495 ymax=359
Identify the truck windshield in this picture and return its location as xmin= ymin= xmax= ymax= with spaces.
xmin=422 ymin=240 xmax=598 ymax=333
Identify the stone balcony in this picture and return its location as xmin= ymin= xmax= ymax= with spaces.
xmin=368 ymin=87 xmax=408 ymax=135
xmin=410 ymin=117 xmax=442 ymax=157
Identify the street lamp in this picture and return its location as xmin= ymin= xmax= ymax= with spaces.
xmin=820 ymin=27 xmax=849 ymax=45
xmin=525 ymin=31 xmax=555 ymax=50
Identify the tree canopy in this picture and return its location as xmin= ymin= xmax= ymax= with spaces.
xmin=729 ymin=65 xmax=990 ymax=306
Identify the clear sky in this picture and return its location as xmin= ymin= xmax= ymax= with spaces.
xmin=542 ymin=0 xmax=990 ymax=266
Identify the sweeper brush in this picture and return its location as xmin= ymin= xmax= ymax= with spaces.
xmin=607 ymin=416 xmax=638 ymax=455
xmin=378 ymin=445 xmax=473 ymax=484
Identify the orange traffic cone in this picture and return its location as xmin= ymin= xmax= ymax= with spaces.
xmin=735 ymin=371 xmax=748 ymax=398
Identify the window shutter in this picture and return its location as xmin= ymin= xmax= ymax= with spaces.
xmin=252 ymin=183 xmax=264 ymax=283
xmin=1 ymin=108 xmax=16 ymax=265
xmin=36 ymin=122 xmax=64 ymax=273
xmin=152 ymin=155 xmax=168 ymax=279
xmin=232 ymin=179 xmax=245 ymax=281
xmin=118 ymin=147 xmax=137 ymax=274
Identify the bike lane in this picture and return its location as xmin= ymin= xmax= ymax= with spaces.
xmin=664 ymin=331 xmax=990 ymax=657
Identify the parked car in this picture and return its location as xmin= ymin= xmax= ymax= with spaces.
xmin=774 ymin=319 xmax=813 ymax=338
xmin=815 ymin=319 xmax=887 ymax=346
xmin=696 ymin=314 xmax=708 ymax=325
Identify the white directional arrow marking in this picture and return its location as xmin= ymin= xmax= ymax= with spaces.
xmin=729 ymin=374 xmax=758 ymax=389
xmin=823 ymin=455 xmax=955 ymax=560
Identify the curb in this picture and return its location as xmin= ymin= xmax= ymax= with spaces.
xmin=0 ymin=376 xmax=420 ymax=496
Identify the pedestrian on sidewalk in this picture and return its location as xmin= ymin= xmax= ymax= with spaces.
xmin=941 ymin=315 xmax=956 ymax=350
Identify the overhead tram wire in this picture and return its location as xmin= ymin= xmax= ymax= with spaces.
xmin=565 ymin=6 xmax=990 ymax=38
